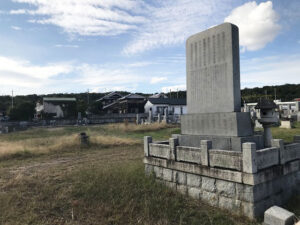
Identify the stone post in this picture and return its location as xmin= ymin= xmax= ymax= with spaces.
xmin=295 ymin=101 xmax=300 ymax=112
xmin=200 ymin=140 xmax=212 ymax=166
xmin=157 ymin=113 xmax=161 ymax=123
xmin=288 ymin=104 xmax=292 ymax=115
xmin=136 ymin=114 xmax=140 ymax=125
xmin=148 ymin=111 xmax=152 ymax=123
xmin=163 ymin=108 xmax=168 ymax=123
xmin=263 ymin=125 xmax=273 ymax=147
xmin=294 ymin=135 xmax=300 ymax=143
xmin=169 ymin=137 xmax=179 ymax=160
xmin=242 ymin=142 xmax=257 ymax=174
xmin=144 ymin=136 xmax=152 ymax=157
xmin=271 ymin=139 xmax=284 ymax=164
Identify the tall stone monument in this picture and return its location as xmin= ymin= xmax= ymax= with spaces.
xmin=180 ymin=23 xmax=262 ymax=151
xmin=144 ymin=23 xmax=300 ymax=218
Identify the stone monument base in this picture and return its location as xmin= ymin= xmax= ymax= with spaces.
xmin=144 ymin=137 xmax=300 ymax=218
xmin=181 ymin=112 xmax=253 ymax=137
xmin=172 ymin=134 xmax=264 ymax=151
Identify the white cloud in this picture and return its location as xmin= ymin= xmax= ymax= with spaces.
xmin=150 ymin=77 xmax=167 ymax=84
xmin=75 ymin=64 xmax=145 ymax=87
xmin=0 ymin=56 xmax=72 ymax=80
xmin=241 ymin=54 xmax=300 ymax=88
xmin=161 ymin=84 xmax=186 ymax=93
xmin=123 ymin=0 xmax=233 ymax=55
xmin=0 ymin=56 xmax=74 ymax=95
xmin=91 ymin=86 xmax=137 ymax=93
xmin=11 ymin=26 xmax=22 ymax=30
xmin=10 ymin=9 xmax=27 ymax=14
xmin=11 ymin=0 xmax=235 ymax=54
xmin=0 ymin=55 xmax=148 ymax=95
xmin=11 ymin=0 xmax=148 ymax=36
xmin=55 ymin=44 xmax=79 ymax=48
xmin=225 ymin=1 xmax=281 ymax=51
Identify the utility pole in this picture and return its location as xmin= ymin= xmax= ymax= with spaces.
xmin=11 ymin=90 xmax=14 ymax=109
xmin=177 ymin=88 xmax=179 ymax=98
xmin=87 ymin=89 xmax=89 ymax=105
xmin=265 ymin=90 xmax=268 ymax=99
xmin=274 ymin=88 xmax=277 ymax=101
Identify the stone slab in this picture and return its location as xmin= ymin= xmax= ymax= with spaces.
xmin=187 ymin=173 xmax=201 ymax=187
xmin=264 ymin=206 xmax=295 ymax=225
xmin=216 ymin=179 xmax=236 ymax=198
xmin=144 ymin=157 xmax=243 ymax=183
xmin=186 ymin=23 xmax=241 ymax=113
xmin=256 ymin=147 xmax=280 ymax=170
xmin=181 ymin=112 xmax=253 ymax=137
xmin=280 ymin=120 xmax=293 ymax=129
xmin=176 ymin=146 xmax=202 ymax=164
xmin=149 ymin=143 xmax=170 ymax=159
xmin=209 ymin=149 xmax=242 ymax=171
xmin=177 ymin=133 xmax=263 ymax=151
xmin=282 ymin=143 xmax=300 ymax=164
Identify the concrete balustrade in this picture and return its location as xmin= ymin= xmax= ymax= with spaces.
xmin=144 ymin=136 xmax=300 ymax=218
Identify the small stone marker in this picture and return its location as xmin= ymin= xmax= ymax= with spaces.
xmin=136 ymin=113 xmax=140 ymax=124
xmin=264 ymin=206 xmax=295 ymax=225
xmin=157 ymin=113 xmax=161 ymax=123
xmin=148 ymin=110 xmax=152 ymax=123
xmin=79 ymin=132 xmax=89 ymax=146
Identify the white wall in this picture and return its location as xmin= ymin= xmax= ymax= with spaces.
xmin=44 ymin=102 xmax=64 ymax=118
xmin=144 ymin=100 xmax=187 ymax=115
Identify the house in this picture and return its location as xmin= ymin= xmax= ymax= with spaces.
xmin=35 ymin=97 xmax=77 ymax=119
xmin=144 ymin=98 xmax=187 ymax=116
xmin=149 ymin=93 xmax=168 ymax=99
xmin=103 ymin=93 xmax=146 ymax=114
xmin=95 ymin=92 xmax=123 ymax=107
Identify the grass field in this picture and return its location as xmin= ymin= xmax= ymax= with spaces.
xmin=0 ymin=122 xmax=299 ymax=225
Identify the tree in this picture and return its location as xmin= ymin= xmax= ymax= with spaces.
xmin=8 ymin=102 xmax=35 ymax=121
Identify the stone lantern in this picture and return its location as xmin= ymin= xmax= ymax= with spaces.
xmin=255 ymin=99 xmax=279 ymax=147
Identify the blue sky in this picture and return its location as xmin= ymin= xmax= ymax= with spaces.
xmin=0 ymin=0 xmax=299 ymax=95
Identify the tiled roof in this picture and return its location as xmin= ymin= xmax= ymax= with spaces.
xmin=43 ymin=97 xmax=76 ymax=102
xmin=148 ymin=98 xmax=186 ymax=105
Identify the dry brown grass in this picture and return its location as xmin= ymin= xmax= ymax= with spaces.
xmin=105 ymin=122 xmax=175 ymax=132
xmin=0 ymin=133 xmax=139 ymax=160
xmin=89 ymin=134 xmax=139 ymax=147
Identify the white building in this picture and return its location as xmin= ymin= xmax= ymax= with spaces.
xmin=144 ymin=98 xmax=187 ymax=116
xmin=35 ymin=97 xmax=76 ymax=119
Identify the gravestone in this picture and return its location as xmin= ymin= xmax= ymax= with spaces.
xmin=180 ymin=23 xmax=262 ymax=151
xmin=148 ymin=111 xmax=152 ymax=123
xmin=136 ymin=113 xmax=140 ymax=124
xmin=186 ymin=23 xmax=240 ymax=114
xmin=157 ymin=113 xmax=161 ymax=123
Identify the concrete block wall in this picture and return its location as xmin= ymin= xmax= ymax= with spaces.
xmin=144 ymin=136 xmax=300 ymax=219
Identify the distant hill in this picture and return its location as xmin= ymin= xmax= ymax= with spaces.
xmin=166 ymin=83 xmax=300 ymax=103
xmin=241 ymin=84 xmax=300 ymax=103
xmin=1 ymin=83 xmax=300 ymax=114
